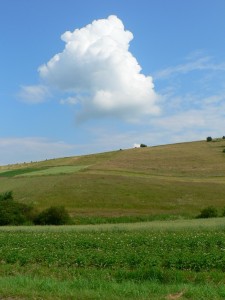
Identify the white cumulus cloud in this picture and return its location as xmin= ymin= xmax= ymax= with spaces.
xmin=38 ymin=15 xmax=160 ymax=121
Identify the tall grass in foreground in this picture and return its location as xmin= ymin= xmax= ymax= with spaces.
xmin=0 ymin=219 xmax=225 ymax=298
xmin=0 ymin=275 xmax=225 ymax=299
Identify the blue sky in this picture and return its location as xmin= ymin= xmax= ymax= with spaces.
xmin=1 ymin=0 xmax=225 ymax=165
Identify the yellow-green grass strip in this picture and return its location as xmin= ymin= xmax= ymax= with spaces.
xmin=17 ymin=165 xmax=90 ymax=177
xmin=1 ymin=217 xmax=225 ymax=233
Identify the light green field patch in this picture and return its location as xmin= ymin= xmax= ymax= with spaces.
xmin=17 ymin=165 xmax=89 ymax=177
xmin=0 ymin=169 xmax=10 ymax=173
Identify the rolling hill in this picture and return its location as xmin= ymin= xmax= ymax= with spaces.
xmin=1 ymin=139 xmax=225 ymax=220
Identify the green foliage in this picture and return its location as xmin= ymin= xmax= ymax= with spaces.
xmin=0 ymin=190 xmax=13 ymax=201
xmin=72 ymin=214 xmax=179 ymax=225
xmin=140 ymin=143 xmax=147 ymax=147
xmin=0 ymin=190 xmax=35 ymax=225
xmin=197 ymin=206 xmax=218 ymax=218
xmin=222 ymin=149 xmax=225 ymax=153
xmin=34 ymin=206 xmax=71 ymax=225
xmin=221 ymin=207 xmax=225 ymax=217
xmin=0 ymin=190 xmax=70 ymax=226
xmin=206 ymin=136 xmax=212 ymax=142
xmin=1 ymin=221 xmax=225 ymax=298
xmin=1 ymin=225 xmax=225 ymax=280
xmin=0 ymin=201 xmax=34 ymax=225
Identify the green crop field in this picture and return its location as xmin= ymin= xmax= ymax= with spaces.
xmin=0 ymin=219 xmax=225 ymax=299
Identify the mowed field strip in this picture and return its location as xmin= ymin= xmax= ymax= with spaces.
xmin=17 ymin=165 xmax=90 ymax=177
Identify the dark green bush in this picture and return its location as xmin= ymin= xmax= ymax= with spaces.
xmin=34 ymin=206 xmax=71 ymax=225
xmin=0 ymin=201 xmax=34 ymax=225
xmin=0 ymin=192 xmax=71 ymax=226
xmin=221 ymin=207 xmax=225 ymax=217
xmin=197 ymin=206 xmax=218 ymax=218
xmin=206 ymin=137 xmax=212 ymax=142
xmin=0 ymin=191 xmax=13 ymax=201
xmin=0 ymin=191 xmax=35 ymax=225
xmin=140 ymin=144 xmax=147 ymax=147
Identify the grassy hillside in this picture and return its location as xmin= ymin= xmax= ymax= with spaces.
xmin=1 ymin=139 xmax=225 ymax=219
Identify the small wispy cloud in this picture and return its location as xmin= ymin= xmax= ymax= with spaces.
xmin=18 ymin=85 xmax=50 ymax=104
xmin=60 ymin=96 xmax=78 ymax=105
xmin=149 ymin=47 xmax=225 ymax=145
xmin=149 ymin=88 xmax=225 ymax=143
xmin=154 ymin=55 xmax=225 ymax=80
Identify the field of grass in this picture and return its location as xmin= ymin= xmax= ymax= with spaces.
xmin=1 ymin=139 xmax=225 ymax=220
xmin=1 ymin=141 xmax=225 ymax=298
xmin=0 ymin=219 xmax=225 ymax=299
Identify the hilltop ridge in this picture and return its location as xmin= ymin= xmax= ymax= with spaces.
xmin=1 ymin=139 xmax=225 ymax=220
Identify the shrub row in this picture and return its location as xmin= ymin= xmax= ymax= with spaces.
xmin=0 ymin=191 xmax=71 ymax=225
xmin=33 ymin=206 xmax=71 ymax=225
xmin=197 ymin=206 xmax=225 ymax=219
xmin=206 ymin=136 xmax=225 ymax=142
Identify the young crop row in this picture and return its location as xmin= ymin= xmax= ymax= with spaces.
xmin=0 ymin=230 xmax=225 ymax=276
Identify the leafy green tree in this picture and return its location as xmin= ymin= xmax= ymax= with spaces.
xmin=0 ymin=190 xmax=36 ymax=225
xmin=0 ymin=201 xmax=34 ymax=225
xmin=206 ymin=137 xmax=212 ymax=142
xmin=197 ymin=206 xmax=218 ymax=218
xmin=34 ymin=206 xmax=71 ymax=225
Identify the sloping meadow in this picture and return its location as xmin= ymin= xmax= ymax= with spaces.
xmin=1 ymin=140 xmax=225 ymax=219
